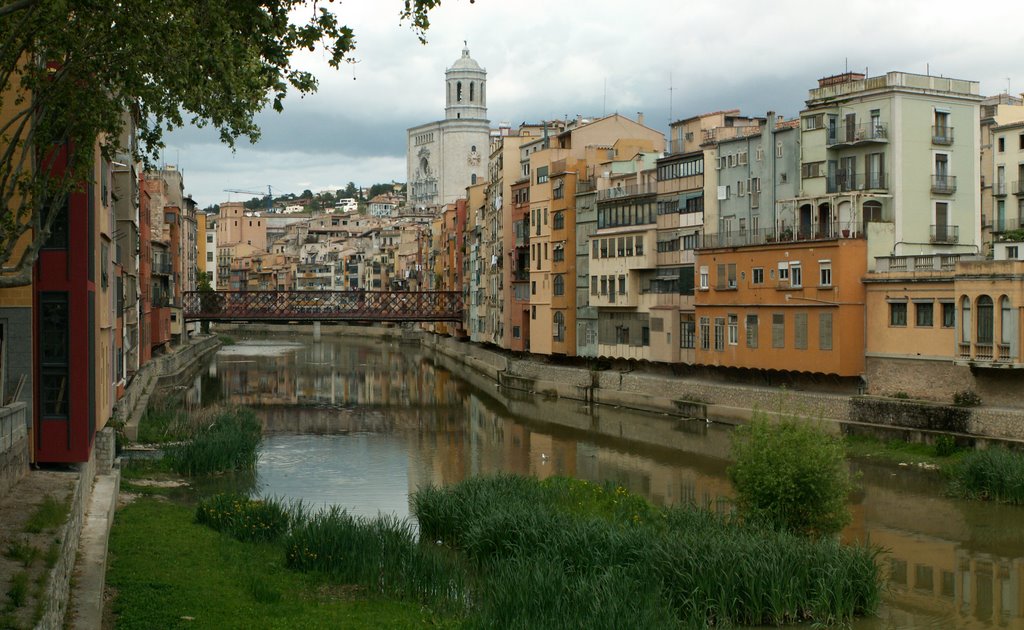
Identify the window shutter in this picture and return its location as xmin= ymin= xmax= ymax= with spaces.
xmin=819 ymin=313 xmax=833 ymax=350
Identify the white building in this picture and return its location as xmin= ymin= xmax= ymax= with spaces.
xmin=406 ymin=46 xmax=490 ymax=210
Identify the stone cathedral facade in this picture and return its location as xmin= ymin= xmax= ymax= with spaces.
xmin=406 ymin=46 xmax=490 ymax=210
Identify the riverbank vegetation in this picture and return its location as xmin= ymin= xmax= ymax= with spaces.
xmin=729 ymin=416 xmax=853 ymax=537
xmin=134 ymin=401 xmax=261 ymax=477
xmin=948 ymin=448 xmax=1024 ymax=505
xmin=184 ymin=475 xmax=881 ymax=628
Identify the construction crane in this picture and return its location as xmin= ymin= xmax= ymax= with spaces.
xmin=223 ymin=185 xmax=275 ymax=213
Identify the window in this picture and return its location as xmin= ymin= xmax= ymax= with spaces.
xmin=699 ymin=266 xmax=709 ymax=290
xmin=553 ymin=312 xmax=564 ymax=341
xmin=941 ymin=302 xmax=955 ymax=328
xmin=699 ymin=317 xmax=711 ymax=350
xmin=890 ymin=302 xmax=907 ymax=326
xmin=536 ymin=166 xmax=548 ymax=184
xmin=553 ymin=246 xmax=564 ymax=262
xmin=1001 ymin=296 xmax=1013 ymax=345
xmin=681 ymin=317 xmax=696 ymax=349
xmin=531 ymin=280 xmax=536 ymax=295
xmin=617 ymin=237 xmax=625 ymax=256
xmin=977 ymin=295 xmax=994 ymax=344
xmin=727 ymin=314 xmax=739 ymax=345
xmin=512 ymin=325 xmax=521 ymax=338
xmin=752 ymin=267 xmax=764 ymax=285
xmin=772 ymin=313 xmax=785 ymax=348
xmin=961 ymin=296 xmax=971 ymax=342
xmin=789 ymin=263 xmax=802 ymax=288
xmin=625 ymin=236 xmax=633 ymax=256
xmin=776 ymin=141 xmax=783 ymax=158
xmin=39 ymin=292 xmax=70 ymax=418
xmin=618 ymin=275 xmax=626 ymax=295
xmin=745 ymin=314 xmax=758 ymax=348
xmin=756 ymin=146 xmax=764 ymax=161
xmin=531 ymin=305 xmax=536 ymax=320
xmin=553 ymin=274 xmax=565 ymax=296
xmin=1007 ymin=246 xmax=1019 ymax=259
xmin=793 ymin=313 xmax=808 ymax=350
xmin=553 ymin=211 xmax=564 ymax=229
xmin=997 ymin=137 xmax=1005 ymax=152
xmin=714 ymin=317 xmax=725 ymax=351
xmin=819 ymin=313 xmax=833 ymax=350
xmin=818 ymin=261 xmax=832 ymax=287
xmin=616 ymin=325 xmax=630 ymax=345
xmin=801 ymin=161 xmax=824 ymax=178
xmin=778 ymin=261 xmax=789 ymax=282
xmin=600 ymin=239 xmax=608 ymax=257
xmin=206 ymin=234 xmax=214 ymax=243
xmin=207 ymin=251 xmax=214 ymax=262
xmin=641 ymin=326 xmax=650 ymax=346
xmin=591 ymin=276 xmax=598 ymax=296
xmin=636 ymin=237 xmax=643 ymax=255
xmin=592 ymin=240 xmax=598 ymax=259
xmin=915 ymin=302 xmax=934 ymax=327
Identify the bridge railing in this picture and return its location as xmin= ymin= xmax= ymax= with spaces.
xmin=183 ymin=290 xmax=463 ymax=322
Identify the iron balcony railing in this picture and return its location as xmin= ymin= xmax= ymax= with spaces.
xmin=991 ymin=215 xmax=1023 ymax=233
xmin=596 ymin=183 xmax=658 ymax=201
xmin=931 ymin=175 xmax=957 ymax=194
xmin=931 ymin=126 xmax=954 ymax=145
xmin=701 ymin=221 xmax=865 ymax=249
xmin=994 ymin=181 xmax=1007 ymax=196
xmin=826 ymin=122 xmax=888 ymax=146
xmin=1015 ymin=180 xmax=1024 ymax=196
xmin=826 ymin=171 xmax=887 ymax=193
xmin=930 ymin=224 xmax=960 ymax=244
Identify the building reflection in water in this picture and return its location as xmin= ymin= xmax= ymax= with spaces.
xmin=197 ymin=336 xmax=1023 ymax=630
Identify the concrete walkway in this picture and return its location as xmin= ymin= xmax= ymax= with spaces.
xmin=69 ymin=464 xmax=121 ymax=629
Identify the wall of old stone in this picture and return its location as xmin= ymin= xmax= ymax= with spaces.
xmin=865 ymin=356 xmax=1024 ymax=409
xmin=0 ymin=402 xmax=27 ymax=499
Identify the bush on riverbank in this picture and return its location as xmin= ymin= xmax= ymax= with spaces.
xmin=165 ymin=407 xmax=261 ymax=476
xmin=195 ymin=494 xmax=303 ymax=543
xmin=729 ymin=415 xmax=853 ymax=538
xmin=948 ymin=447 xmax=1024 ymax=505
xmin=413 ymin=474 xmax=881 ymax=627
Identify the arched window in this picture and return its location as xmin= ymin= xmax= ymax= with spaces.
xmin=977 ymin=295 xmax=993 ymax=345
xmin=553 ymin=274 xmax=564 ymax=296
xmin=470 ymin=82 xmax=475 ymax=101
xmin=456 ymin=81 xmax=462 ymax=102
xmin=961 ymin=296 xmax=971 ymax=343
xmin=863 ymin=200 xmax=883 ymax=223
xmin=1000 ymin=296 xmax=1013 ymax=345
xmin=470 ymin=173 xmax=477 ymax=185
xmin=553 ymin=311 xmax=565 ymax=341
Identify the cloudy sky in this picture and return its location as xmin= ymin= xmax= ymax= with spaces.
xmin=164 ymin=0 xmax=1022 ymax=207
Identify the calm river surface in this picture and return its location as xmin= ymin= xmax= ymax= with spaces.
xmin=184 ymin=334 xmax=1024 ymax=629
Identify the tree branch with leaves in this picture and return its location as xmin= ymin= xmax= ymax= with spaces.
xmin=0 ymin=0 xmax=448 ymax=287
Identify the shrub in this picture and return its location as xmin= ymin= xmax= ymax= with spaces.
xmin=933 ymin=435 xmax=959 ymax=457
xmin=953 ymin=389 xmax=982 ymax=407
xmin=195 ymin=494 xmax=300 ymax=543
xmin=728 ymin=415 xmax=853 ymax=538
xmin=948 ymin=448 xmax=1024 ymax=505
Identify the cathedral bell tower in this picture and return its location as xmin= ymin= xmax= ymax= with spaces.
xmin=445 ymin=44 xmax=487 ymax=120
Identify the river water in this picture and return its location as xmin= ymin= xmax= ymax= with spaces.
xmin=184 ymin=334 xmax=1024 ymax=629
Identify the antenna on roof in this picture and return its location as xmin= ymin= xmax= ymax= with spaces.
xmin=668 ymin=72 xmax=674 ymax=126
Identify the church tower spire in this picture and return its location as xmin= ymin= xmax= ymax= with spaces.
xmin=445 ymin=44 xmax=486 ymax=120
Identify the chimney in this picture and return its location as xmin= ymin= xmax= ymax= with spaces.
xmin=636 ymin=112 xmax=644 ymax=125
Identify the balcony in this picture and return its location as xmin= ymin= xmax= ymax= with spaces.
xmin=957 ymin=341 xmax=1019 ymax=366
xmin=596 ymin=183 xmax=658 ymax=201
xmin=931 ymin=126 xmax=954 ymax=145
xmin=826 ymin=122 xmax=888 ymax=147
xmin=826 ymin=171 xmax=887 ymax=193
xmin=931 ymin=175 xmax=957 ymax=194
xmin=874 ymin=254 xmax=963 ymax=273
xmin=1015 ymin=180 xmax=1024 ymax=196
xmin=701 ymin=222 xmax=864 ymax=249
xmin=994 ymin=181 xmax=1007 ymax=196
xmin=929 ymin=224 xmax=960 ymax=244
xmin=991 ymin=215 xmax=1023 ymax=234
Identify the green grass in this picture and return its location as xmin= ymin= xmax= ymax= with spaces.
xmin=3 ymin=541 xmax=40 ymax=568
xmin=24 ymin=494 xmax=70 ymax=534
xmin=4 ymin=572 xmax=28 ymax=610
xmin=948 ymin=448 xmax=1024 ymax=505
xmin=106 ymin=498 xmax=441 ymax=629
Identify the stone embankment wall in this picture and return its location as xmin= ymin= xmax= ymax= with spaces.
xmin=421 ymin=335 xmax=1024 ymax=447
xmin=119 ymin=335 xmax=222 ymax=441
xmin=0 ymin=402 xmax=27 ymax=498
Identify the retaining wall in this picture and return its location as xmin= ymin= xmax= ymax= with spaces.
xmin=0 ymin=402 xmax=27 ymax=499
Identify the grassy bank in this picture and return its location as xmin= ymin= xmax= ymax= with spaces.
xmin=188 ymin=475 xmax=882 ymax=628
xmin=948 ymin=448 xmax=1024 ymax=505
xmin=105 ymin=498 xmax=433 ymax=629
xmin=844 ymin=433 xmax=966 ymax=469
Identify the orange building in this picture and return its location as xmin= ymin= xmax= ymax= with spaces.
xmin=695 ymin=236 xmax=867 ymax=377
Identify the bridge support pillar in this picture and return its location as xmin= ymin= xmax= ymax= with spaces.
xmin=313 ymin=321 xmax=321 ymax=341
